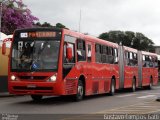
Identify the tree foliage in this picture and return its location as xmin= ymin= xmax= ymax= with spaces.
xmin=1 ymin=0 xmax=38 ymax=34
xmin=55 ymin=23 xmax=67 ymax=29
xmin=99 ymin=31 xmax=154 ymax=51
xmin=56 ymin=23 xmax=65 ymax=28
xmin=34 ymin=22 xmax=54 ymax=27
xmin=34 ymin=22 xmax=69 ymax=29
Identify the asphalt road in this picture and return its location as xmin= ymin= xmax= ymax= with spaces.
xmin=1 ymin=86 xmax=160 ymax=120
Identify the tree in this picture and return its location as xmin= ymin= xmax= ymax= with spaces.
xmin=123 ymin=31 xmax=135 ymax=47
xmin=56 ymin=23 xmax=65 ymax=28
xmin=34 ymin=22 xmax=54 ymax=27
xmin=1 ymin=0 xmax=38 ymax=34
xmin=56 ymin=23 xmax=69 ymax=29
xmin=133 ymin=32 xmax=154 ymax=51
xmin=34 ymin=22 xmax=69 ymax=29
xmin=99 ymin=31 xmax=154 ymax=51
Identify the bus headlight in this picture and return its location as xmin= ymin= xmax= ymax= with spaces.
xmin=48 ymin=75 xmax=57 ymax=82
xmin=11 ymin=75 xmax=16 ymax=81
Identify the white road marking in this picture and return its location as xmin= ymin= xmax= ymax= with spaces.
xmin=116 ymin=94 xmax=136 ymax=97
xmin=137 ymin=95 xmax=156 ymax=99
xmin=148 ymin=93 xmax=160 ymax=95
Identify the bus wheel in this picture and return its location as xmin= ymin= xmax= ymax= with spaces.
xmin=109 ymin=79 xmax=115 ymax=96
xmin=75 ymin=80 xmax=84 ymax=101
xmin=132 ymin=78 xmax=136 ymax=92
xmin=148 ymin=78 xmax=153 ymax=90
xmin=31 ymin=95 xmax=43 ymax=101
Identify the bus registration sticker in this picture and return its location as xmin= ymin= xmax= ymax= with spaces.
xmin=20 ymin=33 xmax=28 ymax=38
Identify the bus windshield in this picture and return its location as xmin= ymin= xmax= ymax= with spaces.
xmin=11 ymin=39 xmax=60 ymax=72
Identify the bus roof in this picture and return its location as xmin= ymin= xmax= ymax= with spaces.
xmin=14 ymin=27 xmax=62 ymax=32
xmin=123 ymin=46 xmax=138 ymax=53
xmin=63 ymin=29 xmax=119 ymax=48
xmin=141 ymin=51 xmax=158 ymax=57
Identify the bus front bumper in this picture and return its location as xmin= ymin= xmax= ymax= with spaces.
xmin=9 ymin=81 xmax=64 ymax=96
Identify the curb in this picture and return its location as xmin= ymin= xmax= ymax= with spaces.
xmin=0 ymin=92 xmax=15 ymax=97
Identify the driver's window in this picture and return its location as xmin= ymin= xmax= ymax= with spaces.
xmin=77 ymin=39 xmax=86 ymax=62
xmin=63 ymin=35 xmax=76 ymax=78
xmin=63 ymin=42 xmax=75 ymax=63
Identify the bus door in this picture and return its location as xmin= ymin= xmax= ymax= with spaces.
xmin=85 ymin=42 xmax=93 ymax=95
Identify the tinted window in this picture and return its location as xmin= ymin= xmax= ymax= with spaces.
xmin=95 ymin=44 xmax=102 ymax=63
xmin=77 ymin=39 xmax=86 ymax=61
xmin=87 ymin=44 xmax=92 ymax=62
xmin=114 ymin=48 xmax=118 ymax=64
xmin=125 ymin=51 xmax=137 ymax=66
xmin=63 ymin=42 xmax=75 ymax=63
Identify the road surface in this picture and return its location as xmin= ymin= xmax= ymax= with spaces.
xmin=0 ymin=86 xmax=160 ymax=120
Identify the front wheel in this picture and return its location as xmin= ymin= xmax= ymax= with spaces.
xmin=74 ymin=80 xmax=84 ymax=101
xmin=31 ymin=95 xmax=43 ymax=101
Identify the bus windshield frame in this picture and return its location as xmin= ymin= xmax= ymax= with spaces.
xmin=11 ymin=30 xmax=62 ymax=72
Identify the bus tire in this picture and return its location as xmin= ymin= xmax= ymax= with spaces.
xmin=109 ymin=79 xmax=115 ymax=96
xmin=74 ymin=80 xmax=84 ymax=101
xmin=31 ymin=95 xmax=43 ymax=101
xmin=132 ymin=78 xmax=136 ymax=92
xmin=148 ymin=78 xmax=153 ymax=90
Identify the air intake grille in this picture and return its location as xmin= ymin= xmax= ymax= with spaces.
xmin=18 ymin=76 xmax=47 ymax=80
xmin=13 ymin=86 xmax=53 ymax=90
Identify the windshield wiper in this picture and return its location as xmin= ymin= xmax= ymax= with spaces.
xmin=38 ymin=41 xmax=49 ymax=56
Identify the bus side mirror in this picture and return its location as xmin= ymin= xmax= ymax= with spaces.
xmin=66 ymin=47 xmax=73 ymax=61
xmin=2 ymin=42 xmax=6 ymax=55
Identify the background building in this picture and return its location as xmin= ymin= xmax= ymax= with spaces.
xmin=155 ymin=46 xmax=160 ymax=55
xmin=0 ymin=32 xmax=11 ymax=92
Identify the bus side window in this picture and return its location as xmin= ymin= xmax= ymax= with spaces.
xmin=143 ymin=55 xmax=146 ymax=67
xmin=106 ymin=46 xmax=109 ymax=63
xmin=114 ymin=48 xmax=118 ymax=64
xmin=63 ymin=42 xmax=75 ymax=64
xmin=145 ymin=56 xmax=150 ymax=67
xmin=95 ymin=44 xmax=101 ymax=63
xmin=133 ymin=53 xmax=138 ymax=66
xmin=87 ymin=44 xmax=91 ymax=62
xmin=155 ymin=57 xmax=158 ymax=68
xmin=125 ymin=51 xmax=129 ymax=66
xmin=108 ymin=47 xmax=114 ymax=64
xmin=143 ymin=55 xmax=150 ymax=67
xmin=77 ymin=39 xmax=86 ymax=62
xmin=128 ymin=52 xmax=133 ymax=66
xmin=149 ymin=56 xmax=153 ymax=67
xmin=101 ymin=45 xmax=107 ymax=63
xmin=129 ymin=52 xmax=138 ymax=66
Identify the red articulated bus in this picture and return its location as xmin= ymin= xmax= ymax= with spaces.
xmin=119 ymin=46 xmax=138 ymax=91
xmin=2 ymin=28 xmax=158 ymax=101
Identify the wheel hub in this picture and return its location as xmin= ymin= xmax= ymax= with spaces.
xmin=78 ymin=85 xmax=83 ymax=96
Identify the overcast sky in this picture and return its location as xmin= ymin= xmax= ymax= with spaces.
xmin=23 ymin=0 xmax=160 ymax=45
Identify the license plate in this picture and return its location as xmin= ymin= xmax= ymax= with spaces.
xmin=27 ymin=84 xmax=36 ymax=88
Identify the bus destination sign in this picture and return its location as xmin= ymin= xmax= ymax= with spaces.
xmin=20 ymin=31 xmax=58 ymax=38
